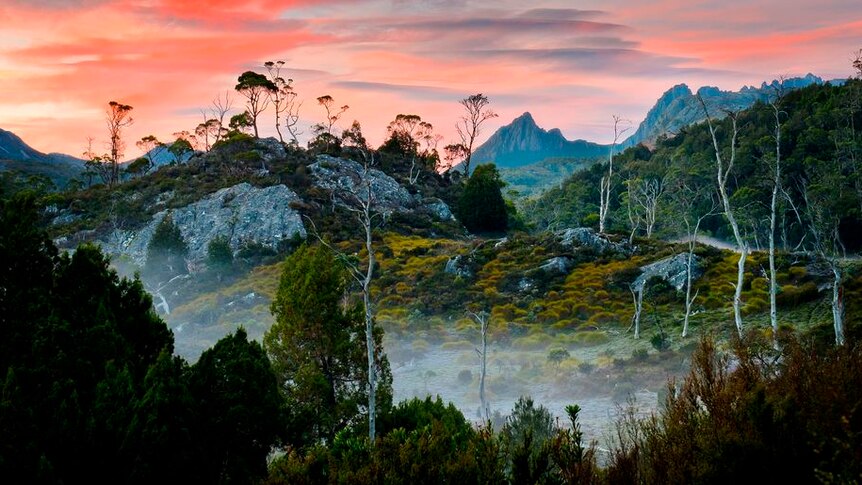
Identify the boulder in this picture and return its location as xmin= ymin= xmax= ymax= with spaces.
xmin=556 ymin=227 xmax=631 ymax=255
xmin=539 ymin=256 xmax=574 ymax=275
xmin=632 ymin=253 xmax=702 ymax=292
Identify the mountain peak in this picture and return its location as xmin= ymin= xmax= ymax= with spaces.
xmin=470 ymin=113 xmax=606 ymax=169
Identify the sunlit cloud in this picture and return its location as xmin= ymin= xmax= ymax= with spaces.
xmin=0 ymin=0 xmax=859 ymax=153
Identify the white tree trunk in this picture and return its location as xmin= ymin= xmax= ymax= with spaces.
xmin=700 ymin=99 xmax=746 ymax=337
xmin=630 ymin=285 xmax=643 ymax=339
xmin=361 ymin=188 xmax=378 ymax=443
xmin=831 ymin=263 xmax=845 ymax=346
xmin=768 ymin=98 xmax=783 ymax=349
xmin=599 ymin=116 xmax=630 ymax=234
xmin=469 ymin=311 xmax=490 ymax=421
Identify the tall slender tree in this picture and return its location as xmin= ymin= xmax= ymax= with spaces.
xmin=599 ymin=115 xmax=630 ymax=233
xmin=106 ymin=101 xmax=133 ymax=186
xmin=457 ymin=93 xmax=497 ymax=176
xmin=699 ymin=97 xmax=747 ymax=337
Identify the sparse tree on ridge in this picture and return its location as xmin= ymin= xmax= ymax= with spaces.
xmin=133 ymin=134 xmax=165 ymax=175
xmin=235 ymin=71 xmax=277 ymax=138
xmin=106 ymin=101 xmax=133 ymax=186
xmin=312 ymin=95 xmax=349 ymax=153
xmin=457 ymin=93 xmax=497 ymax=176
xmin=264 ymin=60 xmax=301 ymax=145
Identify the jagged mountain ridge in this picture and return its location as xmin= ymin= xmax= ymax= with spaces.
xmin=476 ymin=74 xmax=841 ymax=173
xmin=470 ymin=112 xmax=609 ymax=169
xmin=621 ymin=73 xmax=841 ymax=147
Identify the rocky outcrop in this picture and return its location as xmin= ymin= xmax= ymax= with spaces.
xmin=556 ymin=228 xmax=631 ymax=255
xmin=310 ymin=155 xmax=455 ymax=221
xmin=632 ymin=253 xmax=703 ymax=292
xmin=100 ymin=182 xmax=306 ymax=267
xmin=310 ymin=155 xmax=414 ymax=215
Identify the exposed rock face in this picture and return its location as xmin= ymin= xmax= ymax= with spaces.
xmin=420 ymin=197 xmax=456 ymax=221
xmin=632 ymin=253 xmax=703 ymax=292
xmin=556 ymin=228 xmax=631 ymax=255
xmin=310 ymin=155 xmax=415 ymax=215
xmin=309 ymin=155 xmax=455 ymax=220
xmin=100 ymin=182 xmax=306 ymax=267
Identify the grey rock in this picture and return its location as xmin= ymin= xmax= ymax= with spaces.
xmin=101 ymin=182 xmax=306 ymax=267
xmin=633 ymin=253 xmax=702 ymax=292
xmin=254 ymin=137 xmax=287 ymax=163
xmin=518 ymin=278 xmax=535 ymax=292
xmin=420 ymin=197 xmax=455 ymax=221
xmin=444 ymin=254 xmax=474 ymax=279
xmin=557 ymin=227 xmax=631 ymax=254
xmin=309 ymin=155 xmax=416 ymax=215
xmin=539 ymin=256 xmax=574 ymax=275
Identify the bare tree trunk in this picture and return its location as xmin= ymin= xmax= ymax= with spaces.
xmin=831 ymin=263 xmax=845 ymax=346
xmin=768 ymin=130 xmax=781 ymax=348
xmin=682 ymin=219 xmax=704 ymax=338
xmin=630 ymin=285 xmax=643 ymax=339
xmin=699 ymin=98 xmax=746 ymax=337
xmin=599 ymin=116 xmax=630 ymax=234
xmin=469 ymin=311 xmax=490 ymax=421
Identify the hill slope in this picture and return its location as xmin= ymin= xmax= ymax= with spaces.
xmin=0 ymin=128 xmax=84 ymax=187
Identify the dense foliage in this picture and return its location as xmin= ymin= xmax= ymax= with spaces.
xmin=0 ymin=196 xmax=282 ymax=483
xmin=265 ymin=244 xmax=393 ymax=447
xmin=457 ymin=163 xmax=509 ymax=234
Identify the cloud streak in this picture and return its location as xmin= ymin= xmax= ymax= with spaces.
xmin=0 ymin=0 xmax=859 ymax=153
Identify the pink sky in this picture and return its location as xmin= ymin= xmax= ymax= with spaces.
xmin=0 ymin=0 xmax=860 ymax=157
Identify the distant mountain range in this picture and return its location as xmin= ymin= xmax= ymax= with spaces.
xmin=0 ymin=128 xmax=84 ymax=187
xmin=476 ymin=74 xmax=843 ymax=172
xmin=620 ymin=73 xmax=843 ymax=148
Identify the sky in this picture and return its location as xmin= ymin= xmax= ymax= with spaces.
xmin=0 ymin=0 xmax=860 ymax=157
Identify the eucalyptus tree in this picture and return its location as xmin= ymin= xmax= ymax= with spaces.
xmin=599 ymin=116 xmax=630 ymax=233
xmin=457 ymin=93 xmax=497 ymax=176
xmin=235 ymin=71 xmax=276 ymax=138
xmin=699 ymin=97 xmax=747 ymax=337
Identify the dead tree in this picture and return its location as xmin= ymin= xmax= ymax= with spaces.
xmin=699 ymin=97 xmax=747 ymax=337
xmin=265 ymin=60 xmax=301 ymax=145
xmin=306 ymin=151 xmax=384 ymax=441
xmin=672 ymin=179 xmax=719 ymax=338
xmin=468 ymin=310 xmax=491 ymax=421
xmin=767 ymin=83 xmax=786 ymax=349
xmin=599 ymin=116 xmax=631 ymax=233
xmin=638 ymin=177 xmax=664 ymax=239
xmin=629 ymin=282 xmax=644 ymax=339
xmin=802 ymin=182 xmax=846 ymax=346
